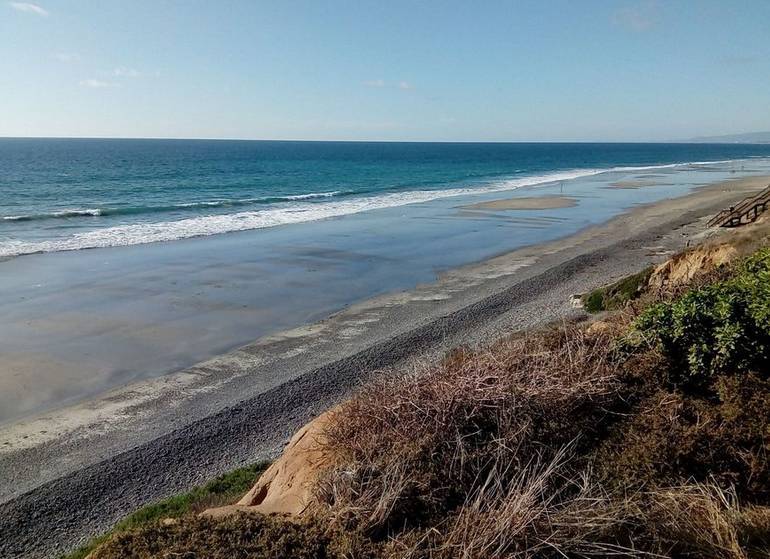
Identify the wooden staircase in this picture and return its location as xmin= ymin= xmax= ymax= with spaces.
xmin=708 ymin=184 xmax=770 ymax=228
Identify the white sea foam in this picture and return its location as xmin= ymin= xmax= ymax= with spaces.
xmin=3 ymin=208 xmax=103 ymax=221
xmin=284 ymin=191 xmax=341 ymax=200
xmin=0 ymin=160 xmax=750 ymax=257
xmin=1 ymin=192 xmax=345 ymax=222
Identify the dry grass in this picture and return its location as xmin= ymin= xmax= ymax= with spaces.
xmin=87 ymin=313 xmax=770 ymax=558
xmin=431 ymin=446 xmax=605 ymax=559
xmin=87 ymin=306 xmax=770 ymax=558
xmin=645 ymin=484 xmax=748 ymax=558
xmin=596 ymin=371 xmax=770 ymax=502
xmin=403 ymin=478 xmax=770 ymax=559
xmin=309 ymin=301 xmax=770 ymax=557
xmin=88 ymin=512 xmax=383 ymax=559
xmin=315 ymin=323 xmax=628 ymax=537
xmin=90 ymin=481 xmax=770 ymax=559
xmin=600 ymin=484 xmax=770 ymax=559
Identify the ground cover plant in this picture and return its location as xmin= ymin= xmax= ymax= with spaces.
xmin=61 ymin=462 xmax=269 ymax=559
xmin=581 ymin=266 xmax=653 ymax=312
xmin=632 ymin=247 xmax=770 ymax=385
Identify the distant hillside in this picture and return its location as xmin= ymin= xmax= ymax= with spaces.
xmin=689 ymin=131 xmax=770 ymax=144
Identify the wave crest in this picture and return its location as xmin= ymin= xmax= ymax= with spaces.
xmin=1 ymin=191 xmax=343 ymax=222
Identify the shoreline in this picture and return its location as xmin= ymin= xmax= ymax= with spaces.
xmin=3 ymin=161 xmax=770 ymax=425
xmin=1 ymin=174 xmax=769 ymax=558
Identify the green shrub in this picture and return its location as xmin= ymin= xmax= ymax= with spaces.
xmin=582 ymin=266 xmax=653 ymax=313
xmin=583 ymin=289 xmax=606 ymax=313
xmin=632 ymin=248 xmax=770 ymax=386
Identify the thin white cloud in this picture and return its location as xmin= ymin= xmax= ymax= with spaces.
xmin=79 ymin=78 xmax=117 ymax=88
xmin=54 ymin=52 xmax=80 ymax=63
xmin=113 ymin=66 xmax=141 ymax=78
xmin=399 ymin=81 xmax=413 ymax=90
xmin=363 ymin=79 xmax=386 ymax=88
xmin=612 ymin=1 xmax=659 ymax=32
xmin=9 ymin=2 xmax=49 ymax=16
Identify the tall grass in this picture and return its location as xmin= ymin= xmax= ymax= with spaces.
xmin=316 ymin=324 xmax=627 ymax=537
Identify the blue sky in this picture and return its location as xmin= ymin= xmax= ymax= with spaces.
xmin=2 ymin=1 xmax=769 ymax=141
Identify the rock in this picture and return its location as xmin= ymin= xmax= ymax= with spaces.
xmin=202 ymin=409 xmax=336 ymax=518
xmin=585 ymin=321 xmax=610 ymax=336
xmin=648 ymin=243 xmax=737 ymax=290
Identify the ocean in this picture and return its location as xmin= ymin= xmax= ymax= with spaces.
xmin=3 ymin=139 xmax=770 ymax=258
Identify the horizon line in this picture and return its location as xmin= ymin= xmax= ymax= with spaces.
xmin=0 ymin=135 xmax=765 ymax=145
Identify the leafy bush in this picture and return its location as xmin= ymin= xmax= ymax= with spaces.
xmin=582 ymin=266 xmax=653 ymax=313
xmin=632 ymin=248 xmax=770 ymax=385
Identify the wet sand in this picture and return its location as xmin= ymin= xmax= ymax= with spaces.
xmin=462 ymin=196 xmax=578 ymax=210
xmin=607 ymin=179 xmax=671 ymax=189
xmin=1 ymin=175 xmax=769 ymax=558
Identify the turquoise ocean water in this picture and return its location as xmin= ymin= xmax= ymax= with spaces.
xmin=3 ymin=139 xmax=770 ymax=258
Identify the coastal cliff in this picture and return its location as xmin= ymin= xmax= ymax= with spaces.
xmin=81 ymin=214 xmax=770 ymax=559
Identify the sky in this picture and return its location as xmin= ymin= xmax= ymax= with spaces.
xmin=1 ymin=0 xmax=770 ymax=142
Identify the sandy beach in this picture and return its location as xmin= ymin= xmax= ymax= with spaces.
xmin=1 ymin=173 xmax=768 ymax=558
xmin=606 ymin=178 xmax=676 ymax=189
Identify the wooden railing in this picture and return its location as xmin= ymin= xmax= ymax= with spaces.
xmin=708 ymin=184 xmax=770 ymax=228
